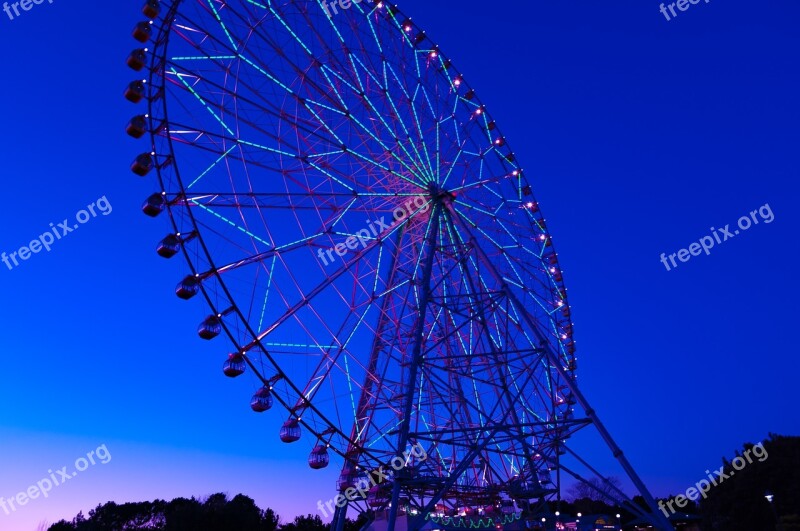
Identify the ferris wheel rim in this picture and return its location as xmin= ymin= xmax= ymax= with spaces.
xmin=141 ymin=0 xmax=576 ymax=484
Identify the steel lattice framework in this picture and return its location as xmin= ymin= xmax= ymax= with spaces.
xmin=124 ymin=1 xmax=674 ymax=530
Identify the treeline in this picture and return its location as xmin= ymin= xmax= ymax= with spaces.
xmin=47 ymin=434 xmax=799 ymax=531
xmin=693 ymin=433 xmax=799 ymax=530
xmin=47 ymin=493 xmax=366 ymax=531
xmin=561 ymin=434 xmax=799 ymax=530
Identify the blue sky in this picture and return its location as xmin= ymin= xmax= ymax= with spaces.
xmin=0 ymin=0 xmax=797 ymax=529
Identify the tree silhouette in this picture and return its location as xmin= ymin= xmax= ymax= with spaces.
xmin=700 ymin=434 xmax=800 ymax=531
xmin=47 ymin=494 xmax=354 ymax=531
xmin=279 ymin=514 xmax=329 ymax=531
xmin=566 ymin=476 xmax=623 ymax=504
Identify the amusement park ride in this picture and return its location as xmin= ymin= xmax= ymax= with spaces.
xmin=124 ymin=1 xmax=674 ymax=530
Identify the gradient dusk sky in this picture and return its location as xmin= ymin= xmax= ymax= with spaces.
xmin=0 ymin=0 xmax=798 ymax=530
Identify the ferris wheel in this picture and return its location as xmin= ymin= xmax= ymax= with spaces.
xmin=124 ymin=1 xmax=674 ymax=530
